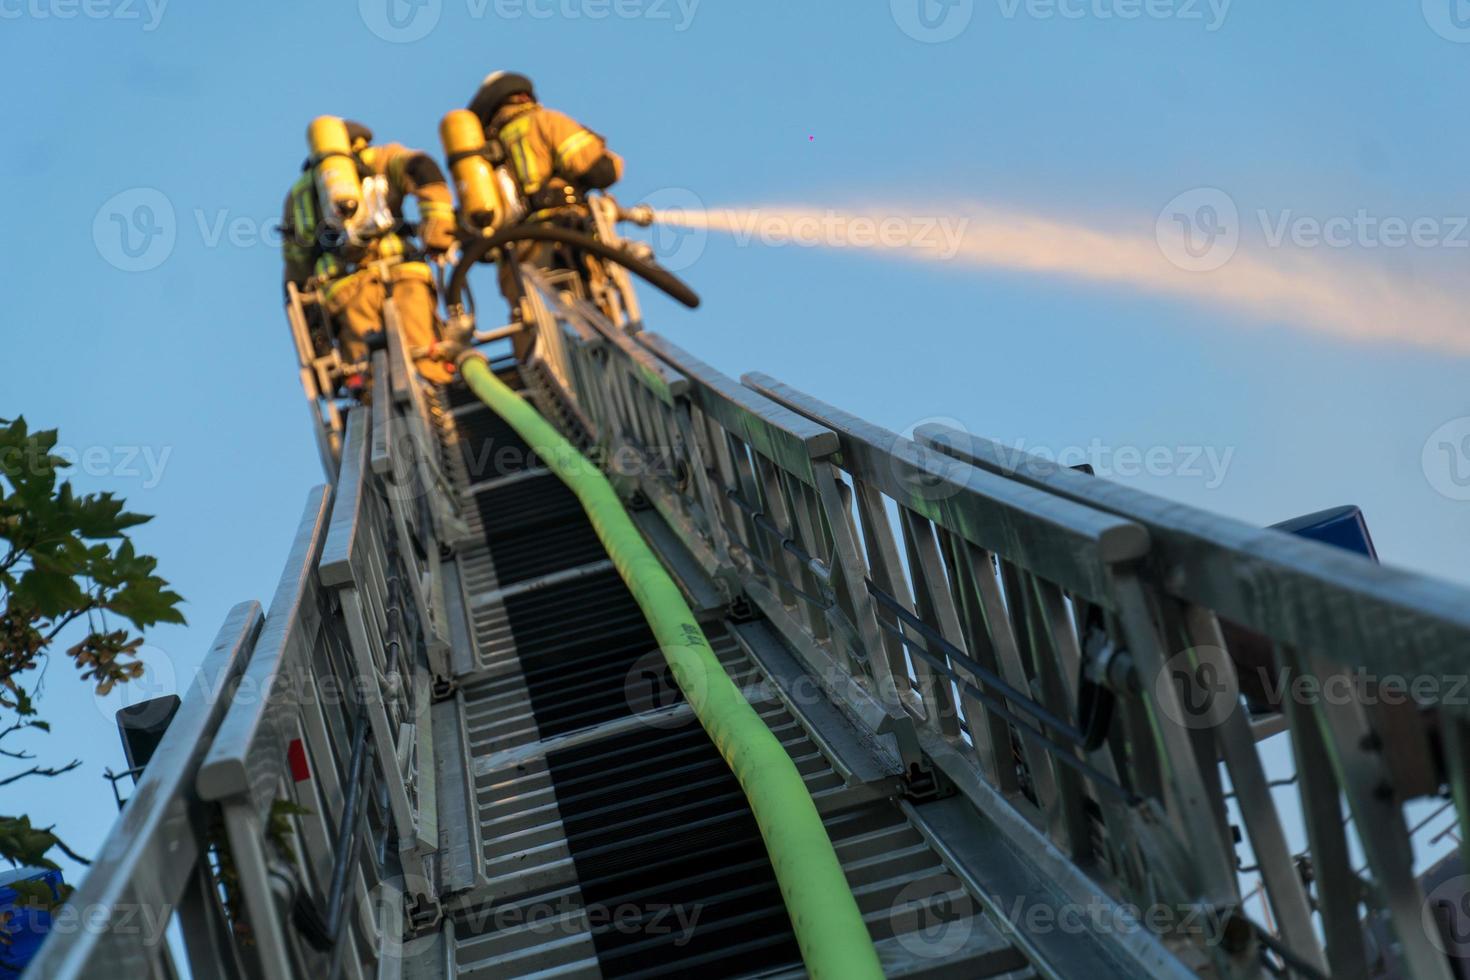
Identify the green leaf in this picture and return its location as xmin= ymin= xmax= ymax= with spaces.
xmin=0 ymin=414 xmax=185 ymax=872
xmin=13 ymin=563 xmax=86 ymax=619
xmin=0 ymin=815 xmax=67 ymax=871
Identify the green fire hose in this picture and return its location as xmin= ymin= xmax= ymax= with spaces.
xmin=458 ymin=354 xmax=883 ymax=980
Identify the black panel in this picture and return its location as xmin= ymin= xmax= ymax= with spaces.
xmin=545 ymin=725 xmax=803 ymax=978
xmin=453 ymin=385 xmax=803 ymax=977
xmin=496 ymin=572 xmax=660 ymax=737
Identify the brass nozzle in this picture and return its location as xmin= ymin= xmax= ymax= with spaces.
xmin=620 ymin=204 xmax=655 ymax=227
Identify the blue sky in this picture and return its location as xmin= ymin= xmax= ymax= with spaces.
xmin=4 ymin=0 xmax=1470 ymax=885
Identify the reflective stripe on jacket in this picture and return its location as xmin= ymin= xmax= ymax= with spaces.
xmin=491 ymin=102 xmax=622 ymax=196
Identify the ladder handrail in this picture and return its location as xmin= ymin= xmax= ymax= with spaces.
xmin=910 ymin=420 xmax=1470 ymax=684
xmin=23 ymin=602 xmax=263 ymax=980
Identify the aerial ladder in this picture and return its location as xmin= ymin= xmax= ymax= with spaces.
xmin=22 ymin=127 xmax=1470 ymax=980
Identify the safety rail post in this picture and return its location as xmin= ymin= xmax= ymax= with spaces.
xmin=24 ymin=602 xmax=263 ymax=980
xmin=523 ymin=269 xmax=738 ymax=585
xmin=633 ymin=336 xmax=927 ymax=749
xmin=320 ymin=405 xmax=439 ymax=915
xmin=586 ymin=194 xmax=644 ymax=330
xmin=372 ymin=340 xmax=454 ymax=689
xmin=913 ymin=421 xmax=1470 ymax=979
xmin=196 ymin=487 xmax=398 ymax=980
xmin=285 ymin=281 xmax=344 ymax=478
xmin=513 ymin=264 xmax=577 ymax=395
xmin=540 ymin=316 xmax=927 ymax=776
xmin=740 ymin=372 xmax=1270 ymax=976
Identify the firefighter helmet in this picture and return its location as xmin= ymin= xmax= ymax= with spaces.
xmin=469 ymin=71 xmax=535 ymax=125
xmin=343 ymin=120 xmax=373 ymax=150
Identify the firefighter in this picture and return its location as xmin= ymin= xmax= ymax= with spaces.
xmin=281 ymin=119 xmax=458 ymax=390
xmin=467 ymin=71 xmax=623 ymax=220
xmin=466 ymin=72 xmax=624 ymax=355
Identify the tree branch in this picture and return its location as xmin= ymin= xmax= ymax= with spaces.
xmin=0 ymin=759 xmax=81 ymax=786
xmin=47 ymin=834 xmax=92 ymax=867
xmin=42 ymin=607 xmax=95 ymax=646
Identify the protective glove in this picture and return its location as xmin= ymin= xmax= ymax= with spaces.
xmin=420 ymin=212 xmax=458 ymax=255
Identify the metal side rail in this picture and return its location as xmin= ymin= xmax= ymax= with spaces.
xmin=32 ymin=355 xmax=457 ymax=979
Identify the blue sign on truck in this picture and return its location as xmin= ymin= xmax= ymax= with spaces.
xmin=0 ymin=866 xmax=63 ymax=976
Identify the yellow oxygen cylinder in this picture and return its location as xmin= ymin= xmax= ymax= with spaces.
xmin=307 ymin=115 xmax=363 ymax=223
xmin=439 ymin=109 xmax=503 ymax=232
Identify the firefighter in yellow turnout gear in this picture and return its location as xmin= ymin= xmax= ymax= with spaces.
xmin=466 ymin=73 xmax=624 ymax=358
xmin=468 ymin=71 xmax=623 ymax=218
xmin=281 ymin=119 xmax=458 ymax=388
